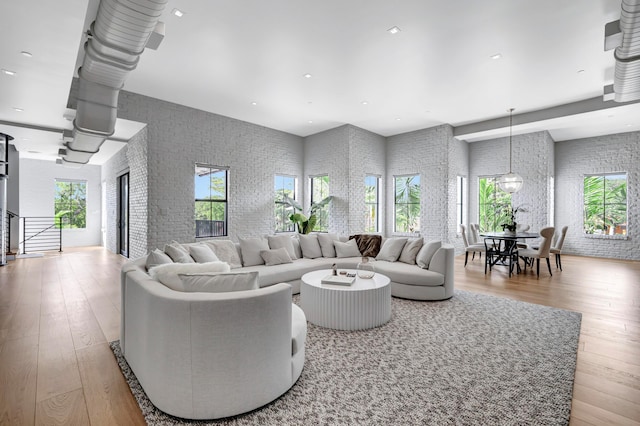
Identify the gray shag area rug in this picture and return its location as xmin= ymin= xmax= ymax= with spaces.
xmin=110 ymin=290 xmax=581 ymax=425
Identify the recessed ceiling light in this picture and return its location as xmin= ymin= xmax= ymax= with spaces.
xmin=308 ymin=120 xmax=313 ymax=124
xmin=361 ymin=101 xmax=368 ymax=105
xmin=490 ymin=53 xmax=502 ymax=60
xmin=251 ymin=101 xmax=258 ymax=106
xmin=1 ymin=69 xmax=16 ymax=76
xmin=303 ymin=73 xmax=312 ymax=79
xmin=172 ymin=8 xmax=184 ymax=17
xmin=627 ymin=124 xmax=633 ymax=127
xmin=396 ymin=118 xmax=401 ymax=121
xmin=13 ymin=107 xmax=23 ymax=112
xmin=387 ymin=26 xmax=401 ymax=34
xmin=21 ymin=51 xmax=32 ymax=58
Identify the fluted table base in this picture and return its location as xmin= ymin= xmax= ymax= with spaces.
xmin=300 ymin=269 xmax=391 ymax=331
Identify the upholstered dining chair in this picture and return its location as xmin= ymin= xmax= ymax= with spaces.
xmin=550 ymin=226 xmax=568 ymax=271
xmin=519 ymin=226 xmax=555 ymax=278
xmin=460 ymin=224 xmax=485 ymax=267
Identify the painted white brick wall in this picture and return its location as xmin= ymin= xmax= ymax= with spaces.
xmin=386 ymin=125 xmax=454 ymax=243
xmin=19 ymin=158 xmax=102 ymax=248
xmin=348 ymin=126 xmax=386 ymax=235
xmin=468 ymin=131 xmax=554 ymax=235
xmin=555 ymin=131 xmax=639 ymax=260
xmin=304 ymin=126 xmax=350 ymax=236
xmin=101 ymin=127 xmax=149 ymax=259
xmin=117 ymin=91 xmax=303 ymax=249
xmin=448 ymin=136 xmax=469 ymax=253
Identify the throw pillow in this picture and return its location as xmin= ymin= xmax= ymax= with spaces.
xmin=188 ymin=243 xmax=220 ymax=263
xmin=145 ymin=248 xmax=173 ymax=270
xmin=298 ymin=234 xmax=323 ymax=259
xmin=291 ymin=236 xmax=303 ymax=259
xmin=164 ymin=243 xmax=195 ymax=263
xmin=239 ymin=237 xmax=270 ymax=267
xmin=349 ymin=234 xmax=382 ymax=257
xmin=260 ymin=247 xmax=293 ymax=266
xmin=398 ymin=238 xmax=424 ymax=265
xmin=267 ymin=235 xmax=298 ymax=259
xmin=149 ymin=261 xmax=231 ymax=291
xmin=375 ymin=238 xmax=408 ymax=262
xmin=416 ymin=240 xmax=442 ymax=269
xmin=204 ymin=240 xmax=242 ymax=269
xmin=334 ymin=239 xmax=362 ymax=258
xmin=177 ymin=271 xmax=259 ymax=293
xmin=317 ymin=233 xmax=338 ymax=257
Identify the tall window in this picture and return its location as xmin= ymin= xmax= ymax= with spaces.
xmin=584 ymin=173 xmax=627 ymax=235
xmin=456 ymin=176 xmax=466 ymax=228
xmin=54 ymin=180 xmax=86 ymax=229
xmin=478 ymin=176 xmax=511 ymax=232
xmin=394 ymin=174 xmax=420 ymax=233
xmin=195 ymin=164 xmax=228 ymax=237
xmin=275 ymin=175 xmax=296 ymax=232
xmin=310 ymin=175 xmax=330 ymax=232
xmin=365 ymin=175 xmax=380 ymax=233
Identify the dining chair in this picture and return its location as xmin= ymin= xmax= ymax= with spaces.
xmin=519 ymin=227 xmax=555 ymax=278
xmin=460 ymin=224 xmax=485 ymax=267
xmin=484 ymin=237 xmax=520 ymax=277
xmin=550 ymin=226 xmax=568 ymax=271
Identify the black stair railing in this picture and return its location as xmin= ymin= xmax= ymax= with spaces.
xmin=21 ymin=216 xmax=63 ymax=254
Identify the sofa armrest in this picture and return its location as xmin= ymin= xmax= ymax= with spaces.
xmin=428 ymin=244 xmax=455 ymax=297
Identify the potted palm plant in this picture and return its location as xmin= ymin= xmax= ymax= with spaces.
xmin=501 ymin=204 xmax=527 ymax=234
xmin=277 ymin=194 xmax=333 ymax=234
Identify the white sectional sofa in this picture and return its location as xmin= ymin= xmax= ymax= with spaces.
xmin=120 ymin=234 xmax=453 ymax=419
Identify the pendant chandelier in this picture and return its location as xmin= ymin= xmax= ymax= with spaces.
xmin=497 ymin=108 xmax=523 ymax=193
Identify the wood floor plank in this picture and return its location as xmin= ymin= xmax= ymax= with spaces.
xmin=76 ymin=343 xmax=145 ymax=426
xmin=35 ymin=388 xmax=90 ymax=426
xmin=0 ymin=334 xmax=39 ymax=425
xmin=36 ymin=331 xmax=83 ymax=403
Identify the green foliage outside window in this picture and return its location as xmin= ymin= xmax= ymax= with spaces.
xmin=365 ymin=175 xmax=379 ymax=233
xmin=478 ymin=177 xmax=512 ymax=232
xmin=584 ymin=174 xmax=627 ymax=235
xmin=54 ymin=181 xmax=86 ymax=229
xmin=275 ymin=175 xmax=296 ymax=232
xmin=195 ymin=165 xmax=227 ymax=237
xmin=311 ymin=175 xmax=330 ymax=232
xmin=394 ymin=175 xmax=420 ymax=233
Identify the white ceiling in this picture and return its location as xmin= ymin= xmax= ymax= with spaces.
xmin=0 ymin=0 xmax=638 ymax=165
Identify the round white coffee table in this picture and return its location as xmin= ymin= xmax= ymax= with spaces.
xmin=300 ymin=269 xmax=391 ymax=331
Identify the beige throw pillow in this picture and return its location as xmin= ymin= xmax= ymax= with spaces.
xmin=164 ymin=243 xmax=195 ymax=263
xmin=149 ymin=261 xmax=231 ymax=291
xmin=260 ymin=248 xmax=293 ymax=266
xmin=398 ymin=238 xmax=424 ymax=265
xmin=375 ymin=238 xmax=408 ymax=262
xmin=298 ymin=234 xmax=323 ymax=259
xmin=334 ymin=239 xmax=362 ymax=258
xmin=416 ymin=240 xmax=442 ymax=269
xmin=177 ymin=271 xmax=259 ymax=293
xmin=204 ymin=240 xmax=242 ymax=269
xmin=146 ymin=248 xmax=173 ymax=270
xmin=188 ymin=243 xmax=220 ymax=263
xmin=267 ymin=235 xmax=298 ymax=259
xmin=239 ymin=237 xmax=270 ymax=267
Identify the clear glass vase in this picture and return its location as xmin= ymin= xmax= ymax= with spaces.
xmin=357 ymin=257 xmax=375 ymax=279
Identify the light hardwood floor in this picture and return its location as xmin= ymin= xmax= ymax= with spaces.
xmin=0 ymin=247 xmax=638 ymax=425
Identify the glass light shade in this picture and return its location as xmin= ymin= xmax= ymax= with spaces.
xmin=498 ymin=172 xmax=524 ymax=193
